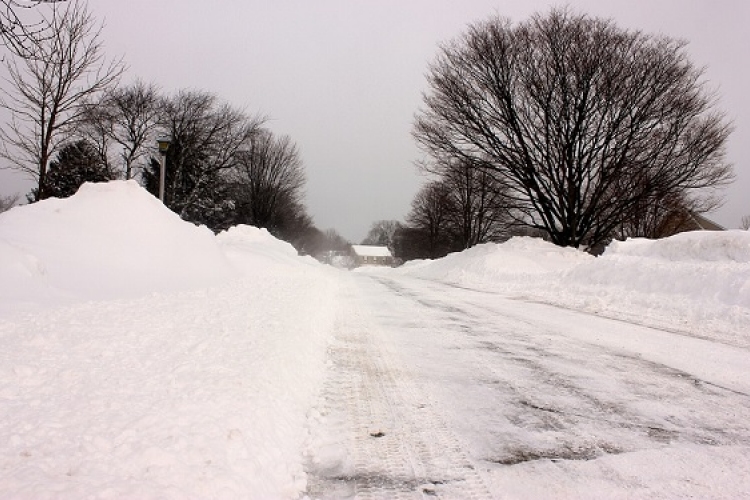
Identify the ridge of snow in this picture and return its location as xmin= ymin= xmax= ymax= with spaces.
xmin=606 ymin=230 xmax=750 ymax=263
xmin=394 ymin=234 xmax=750 ymax=348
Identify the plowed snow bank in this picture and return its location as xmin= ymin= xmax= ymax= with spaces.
xmin=394 ymin=234 xmax=750 ymax=347
xmin=0 ymin=181 xmax=233 ymax=310
xmin=0 ymin=181 xmax=341 ymax=498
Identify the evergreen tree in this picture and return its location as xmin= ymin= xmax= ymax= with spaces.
xmin=31 ymin=140 xmax=114 ymax=200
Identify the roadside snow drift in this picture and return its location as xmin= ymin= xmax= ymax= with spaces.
xmin=398 ymin=237 xmax=591 ymax=280
xmin=0 ymin=181 xmax=341 ymax=498
xmin=395 ymin=234 xmax=750 ymax=347
xmin=0 ymin=180 xmax=234 ymax=310
xmin=217 ymin=224 xmax=318 ymax=272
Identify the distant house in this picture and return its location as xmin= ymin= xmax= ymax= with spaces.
xmin=683 ymin=212 xmax=726 ymax=232
xmin=350 ymin=245 xmax=394 ymax=267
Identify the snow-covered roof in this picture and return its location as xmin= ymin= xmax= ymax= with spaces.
xmin=351 ymin=245 xmax=392 ymax=257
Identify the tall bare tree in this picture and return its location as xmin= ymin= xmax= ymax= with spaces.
xmin=406 ymin=180 xmax=455 ymax=258
xmin=0 ymin=0 xmax=123 ymax=200
xmin=362 ymin=219 xmax=402 ymax=250
xmin=230 ymin=129 xmax=306 ymax=234
xmin=77 ymin=96 xmax=112 ymax=171
xmin=103 ymin=80 xmax=160 ymax=180
xmin=441 ymin=159 xmax=513 ymax=248
xmin=143 ymin=89 xmax=261 ymax=223
xmin=79 ymin=80 xmax=161 ymax=181
xmin=414 ymin=8 xmax=733 ymax=249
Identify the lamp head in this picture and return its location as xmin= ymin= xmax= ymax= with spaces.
xmin=157 ymin=138 xmax=171 ymax=154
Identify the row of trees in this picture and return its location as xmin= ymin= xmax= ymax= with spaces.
xmin=354 ymin=9 xmax=738 ymax=263
xmin=0 ymin=0 xmax=329 ymax=250
xmin=0 ymin=4 xmax=739 ymax=259
xmin=355 ymin=166 xmax=516 ymax=263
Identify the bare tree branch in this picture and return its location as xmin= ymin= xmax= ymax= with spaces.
xmin=0 ymin=0 xmax=67 ymax=58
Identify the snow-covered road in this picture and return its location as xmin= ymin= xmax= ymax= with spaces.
xmin=3 ymin=183 xmax=750 ymax=498
xmin=306 ymin=271 xmax=750 ymax=499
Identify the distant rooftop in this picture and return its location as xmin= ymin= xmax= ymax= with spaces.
xmin=351 ymin=245 xmax=392 ymax=257
xmin=688 ymin=212 xmax=726 ymax=231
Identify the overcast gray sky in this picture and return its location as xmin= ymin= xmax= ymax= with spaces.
xmin=1 ymin=0 xmax=747 ymax=242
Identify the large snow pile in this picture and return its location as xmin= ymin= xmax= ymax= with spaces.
xmin=607 ymin=230 xmax=750 ymax=262
xmin=394 ymin=233 xmax=750 ymax=347
xmin=217 ymin=224 xmax=318 ymax=272
xmin=0 ymin=181 xmax=341 ymax=498
xmin=0 ymin=180 xmax=234 ymax=312
xmin=400 ymin=237 xmax=591 ymax=282
xmin=218 ymin=224 xmax=299 ymax=259
xmin=566 ymin=231 xmax=750 ymax=309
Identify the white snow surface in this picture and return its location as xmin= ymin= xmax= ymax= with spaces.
xmin=1 ymin=181 xmax=749 ymax=498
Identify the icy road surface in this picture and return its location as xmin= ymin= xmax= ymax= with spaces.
xmin=305 ymin=271 xmax=750 ymax=499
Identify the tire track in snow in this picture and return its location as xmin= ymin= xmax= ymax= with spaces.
xmin=305 ymin=279 xmax=492 ymax=499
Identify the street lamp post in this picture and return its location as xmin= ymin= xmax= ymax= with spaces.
xmin=157 ymin=138 xmax=171 ymax=202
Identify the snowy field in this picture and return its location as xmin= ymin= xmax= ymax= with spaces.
xmin=1 ymin=181 xmax=749 ymax=498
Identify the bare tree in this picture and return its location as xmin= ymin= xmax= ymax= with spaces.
xmin=146 ymin=89 xmax=262 ymax=222
xmin=614 ymin=189 xmax=721 ymax=240
xmin=292 ymin=227 xmax=351 ymax=261
xmin=0 ymin=0 xmax=123 ymax=200
xmin=406 ymin=180 xmax=455 ymax=258
xmin=0 ymin=0 xmax=66 ymax=57
xmin=402 ymin=159 xmax=514 ymax=260
xmin=362 ymin=220 xmax=402 ymax=251
xmin=324 ymin=228 xmax=350 ymax=252
xmin=77 ymin=81 xmax=161 ymax=181
xmin=742 ymin=215 xmax=750 ymax=231
xmin=102 ymin=80 xmax=160 ymax=180
xmin=77 ymin=97 xmax=113 ymax=172
xmin=413 ymin=8 xmax=733 ymax=250
xmin=273 ymin=194 xmax=315 ymax=249
xmin=440 ymin=159 xmax=513 ymax=248
xmin=230 ymin=129 xmax=306 ymax=234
